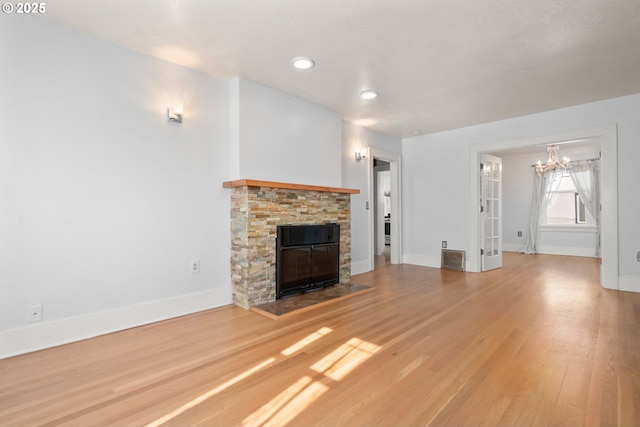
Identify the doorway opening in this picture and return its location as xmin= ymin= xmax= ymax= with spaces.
xmin=467 ymin=124 xmax=618 ymax=289
xmin=374 ymin=160 xmax=391 ymax=266
xmin=368 ymin=148 xmax=402 ymax=270
xmin=490 ymin=138 xmax=601 ymax=267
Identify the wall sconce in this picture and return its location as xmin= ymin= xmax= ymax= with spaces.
xmin=355 ymin=152 xmax=365 ymax=161
xmin=167 ymin=102 xmax=184 ymax=123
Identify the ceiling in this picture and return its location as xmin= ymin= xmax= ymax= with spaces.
xmin=38 ymin=0 xmax=640 ymax=138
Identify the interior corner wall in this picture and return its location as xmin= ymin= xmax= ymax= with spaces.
xmin=234 ymin=77 xmax=343 ymax=187
xmin=342 ymin=121 xmax=401 ymax=274
xmin=402 ymin=93 xmax=640 ymax=286
xmin=0 ymin=17 xmax=232 ymax=357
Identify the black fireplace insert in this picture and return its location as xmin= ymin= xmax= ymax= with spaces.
xmin=276 ymin=224 xmax=340 ymax=299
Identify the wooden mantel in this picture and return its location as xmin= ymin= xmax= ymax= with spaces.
xmin=223 ymin=179 xmax=360 ymax=194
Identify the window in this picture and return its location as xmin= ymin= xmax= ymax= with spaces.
xmin=575 ymin=193 xmax=586 ymax=224
xmin=545 ymin=173 xmax=594 ymax=226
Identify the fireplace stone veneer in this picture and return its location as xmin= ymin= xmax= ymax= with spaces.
xmin=223 ymin=180 xmax=360 ymax=309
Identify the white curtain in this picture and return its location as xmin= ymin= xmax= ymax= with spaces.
xmin=522 ymin=171 xmax=562 ymax=254
xmin=569 ymin=160 xmax=600 ymax=257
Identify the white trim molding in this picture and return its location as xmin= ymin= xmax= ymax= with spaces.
xmin=619 ymin=276 xmax=640 ymax=294
xmin=537 ymin=246 xmax=598 ymax=258
xmin=538 ymin=225 xmax=598 ymax=233
xmin=351 ymin=260 xmax=371 ymax=276
xmin=0 ymin=289 xmax=232 ymax=359
xmin=503 ymin=246 xmax=597 ymax=258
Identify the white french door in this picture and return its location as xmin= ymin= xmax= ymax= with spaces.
xmin=480 ymin=154 xmax=502 ymax=271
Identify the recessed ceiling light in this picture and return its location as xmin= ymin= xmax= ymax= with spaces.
xmin=292 ymin=57 xmax=314 ymax=70
xmin=360 ymin=90 xmax=378 ymax=100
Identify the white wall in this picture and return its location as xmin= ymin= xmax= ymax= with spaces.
xmin=342 ymin=121 xmax=401 ymax=274
xmin=233 ymin=77 xmax=343 ymax=187
xmin=501 ymin=154 xmax=533 ymax=252
xmin=502 ymin=147 xmax=600 ymax=256
xmin=1 ymin=17 xmax=232 ymax=357
xmin=402 ymin=137 xmax=470 ymax=267
xmin=402 ymin=93 xmax=640 ymax=291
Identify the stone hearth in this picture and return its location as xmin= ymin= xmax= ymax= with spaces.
xmin=223 ymin=180 xmax=360 ymax=309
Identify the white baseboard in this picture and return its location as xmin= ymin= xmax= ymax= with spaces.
xmin=537 ymin=245 xmax=597 ymax=257
xmin=351 ymin=260 xmax=371 ymax=275
xmin=0 ymin=289 xmax=232 ymax=359
xmin=619 ymin=275 xmax=640 ymax=293
xmin=503 ymin=243 xmax=596 ymax=258
xmin=403 ymin=254 xmax=441 ymax=268
xmin=404 ymin=247 xmax=598 ymax=271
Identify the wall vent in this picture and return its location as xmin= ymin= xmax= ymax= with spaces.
xmin=441 ymin=249 xmax=465 ymax=271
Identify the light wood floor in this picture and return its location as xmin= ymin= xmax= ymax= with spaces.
xmin=1 ymin=253 xmax=639 ymax=426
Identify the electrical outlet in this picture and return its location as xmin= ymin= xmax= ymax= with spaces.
xmin=518 ymin=231 xmax=523 ymax=237
xmin=442 ymin=241 xmax=447 ymax=249
xmin=28 ymin=304 xmax=43 ymax=322
xmin=190 ymin=259 xmax=200 ymax=274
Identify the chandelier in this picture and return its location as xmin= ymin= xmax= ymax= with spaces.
xmin=535 ymin=145 xmax=571 ymax=173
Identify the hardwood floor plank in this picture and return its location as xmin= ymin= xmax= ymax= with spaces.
xmin=1 ymin=253 xmax=638 ymax=426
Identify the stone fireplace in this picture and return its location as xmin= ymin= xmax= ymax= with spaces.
xmin=223 ymin=179 xmax=360 ymax=309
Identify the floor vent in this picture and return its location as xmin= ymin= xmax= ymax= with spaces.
xmin=441 ymin=249 xmax=465 ymax=271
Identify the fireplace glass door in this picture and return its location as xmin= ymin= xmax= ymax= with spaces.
xmin=276 ymin=224 xmax=340 ymax=298
xmin=311 ymin=244 xmax=340 ymax=284
xmin=279 ymin=247 xmax=312 ymax=290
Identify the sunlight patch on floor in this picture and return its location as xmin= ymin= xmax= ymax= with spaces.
xmin=241 ymin=375 xmax=330 ymax=427
xmin=147 ymin=330 xmax=382 ymax=427
xmin=145 ymin=357 xmax=275 ymax=427
xmin=281 ymin=327 xmax=333 ymax=356
xmin=262 ymin=380 xmax=329 ymax=427
xmin=242 ymin=337 xmax=382 ymax=426
xmin=312 ymin=337 xmax=382 ymax=381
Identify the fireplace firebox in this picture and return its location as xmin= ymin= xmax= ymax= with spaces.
xmin=276 ymin=224 xmax=340 ymax=299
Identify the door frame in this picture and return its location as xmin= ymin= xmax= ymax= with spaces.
xmin=467 ymin=123 xmax=618 ymax=289
xmin=368 ymin=147 xmax=402 ymax=267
